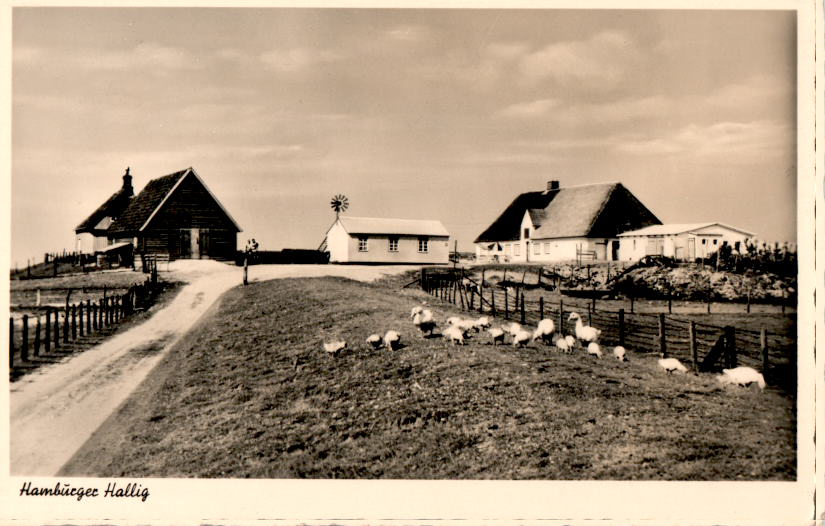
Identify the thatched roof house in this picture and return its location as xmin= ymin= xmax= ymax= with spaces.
xmin=474 ymin=180 xmax=661 ymax=263
xmin=74 ymin=168 xmax=135 ymax=254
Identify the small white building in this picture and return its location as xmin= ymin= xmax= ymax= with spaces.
xmin=322 ymin=216 xmax=450 ymax=264
xmin=618 ymin=223 xmax=755 ymax=262
xmin=474 ymin=181 xmax=661 ymax=263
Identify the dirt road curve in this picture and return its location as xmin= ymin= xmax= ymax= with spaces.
xmin=10 ymin=261 xmax=418 ymax=475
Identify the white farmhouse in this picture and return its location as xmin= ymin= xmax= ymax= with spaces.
xmin=323 ymin=216 xmax=450 ymax=264
xmin=618 ymin=223 xmax=755 ymax=262
xmin=74 ymin=168 xmax=134 ymax=253
xmin=474 ymin=181 xmax=661 ymax=263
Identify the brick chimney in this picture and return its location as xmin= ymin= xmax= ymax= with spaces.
xmin=122 ymin=167 xmax=134 ymax=196
xmin=546 ymin=180 xmax=560 ymax=192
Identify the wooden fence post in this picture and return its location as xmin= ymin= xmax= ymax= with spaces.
xmin=618 ymin=309 xmax=625 ymax=347
xmin=86 ymin=300 xmax=92 ymax=333
xmin=9 ymin=318 xmax=14 ymax=369
xmin=724 ymin=326 xmax=737 ymax=369
xmin=558 ymin=299 xmax=564 ymax=335
xmin=54 ymin=310 xmax=60 ymax=348
xmin=587 ymin=304 xmax=592 ymax=326
xmin=658 ymin=313 xmax=666 ymax=357
xmin=71 ymin=304 xmax=77 ymax=340
xmin=630 ymin=294 xmax=634 ymax=314
xmin=92 ymin=302 xmax=98 ymax=331
xmin=33 ymin=317 xmax=41 ymax=357
xmin=504 ymin=287 xmax=509 ymax=319
xmin=79 ymin=303 xmax=85 ymax=337
xmin=539 ymin=296 xmax=544 ymax=320
xmin=478 ymin=270 xmax=485 ymax=313
xmin=689 ymin=321 xmax=697 ymax=371
xmin=761 ymin=328 xmax=769 ymax=377
xmin=668 ymin=293 xmax=672 ymax=314
xmin=45 ymin=310 xmax=51 ymax=353
xmin=520 ymin=293 xmax=526 ymax=325
xmin=21 ymin=315 xmax=29 ymax=362
xmin=63 ymin=307 xmax=69 ymax=343
xmin=490 ymin=287 xmax=496 ymax=315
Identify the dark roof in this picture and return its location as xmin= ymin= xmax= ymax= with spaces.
xmin=474 ymin=182 xmax=661 ymax=243
xmin=107 ymin=169 xmax=189 ymax=235
xmin=75 ymin=186 xmax=133 ymax=233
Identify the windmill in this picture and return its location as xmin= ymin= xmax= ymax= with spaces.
xmin=330 ymin=194 xmax=349 ymax=219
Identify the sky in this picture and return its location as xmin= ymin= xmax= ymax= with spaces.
xmin=10 ymin=8 xmax=797 ymax=265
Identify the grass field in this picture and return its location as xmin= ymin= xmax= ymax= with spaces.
xmin=10 ymin=270 xmax=152 ymax=307
xmin=62 ymin=276 xmax=795 ymax=480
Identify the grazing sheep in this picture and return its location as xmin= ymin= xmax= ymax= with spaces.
xmin=512 ymin=329 xmax=532 ymax=347
xmin=383 ymin=330 xmax=401 ymax=351
xmin=446 ymin=316 xmax=463 ymax=326
xmin=532 ymin=318 xmax=555 ymax=344
xmin=717 ymin=367 xmax=766 ymax=390
xmin=473 ymin=316 xmax=491 ymax=331
xmin=412 ymin=312 xmax=437 ymax=337
xmin=658 ymin=357 xmax=688 ymax=374
xmin=410 ymin=306 xmax=424 ymax=318
xmin=568 ymin=312 xmax=601 ymax=344
xmin=587 ymin=342 xmax=603 ymax=358
xmin=323 ymin=340 xmax=347 ymax=357
xmin=505 ymin=322 xmax=522 ymax=336
xmin=613 ymin=346 xmax=627 ymax=361
xmin=456 ymin=318 xmax=478 ymax=334
xmin=555 ymin=336 xmax=571 ymax=353
xmin=487 ymin=327 xmax=506 ymax=345
xmin=366 ymin=334 xmax=383 ymax=349
xmin=443 ymin=325 xmax=465 ymax=345
xmin=420 ymin=309 xmax=434 ymax=323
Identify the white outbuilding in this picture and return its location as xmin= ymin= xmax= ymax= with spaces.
xmin=617 ymin=222 xmax=755 ymax=262
xmin=322 ymin=216 xmax=450 ymax=264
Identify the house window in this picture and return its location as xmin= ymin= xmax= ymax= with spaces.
xmin=418 ymin=237 xmax=429 ymax=253
xmin=702 ymin=239 xmax=707 ymax=245
xmin=505 ymin=244 xmax=511 ymax=255
xmin=358 ymin=236 xmax=368 ymax=252
xmin=735 ymin=241 xmax=741 ymax=252
xmin=533 ymin=242 xmax=540 ymax=255
xmin=388 ymin=237 xmax=399 ymax=252
xmin=514 ymin=244 xmax=520 ymax=256
xmin=544 ymin=242 xmax=550 ymax=254
xmin=523 ymin=228 xmax=530 ymax=239
xmin=713 ymin=239 xmax=718 ymax=245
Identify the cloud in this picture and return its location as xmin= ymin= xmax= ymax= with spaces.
xmin=496 ymin=98 xmax=561 ymax=118
xmin=518 ymin=31 xmax=642 ymax=89
xmin=14 ymin=42 xmax=204 ymax=72
xmin=383 ymin=25 xmax=431 ymax=42
xmin=259 ymin=47 xmax=342 ymax=72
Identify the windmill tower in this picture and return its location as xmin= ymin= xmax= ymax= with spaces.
xmin=319 ymin=194 xmax=350 ymax=253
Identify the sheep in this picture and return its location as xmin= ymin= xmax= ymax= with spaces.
xmin=658 ymin=357 xmax=688 ymax=374
xmin=487 ymin=327 xmax=506 ymax=345
xmin=531 ymin=318 xmax=555 ymax=344
xmin=366 ymin=334 xmax=383 ymax=350
xmin=443 ymin=325 xmax=465 ymax=345
xmin=587 ymin=342 xmax=603 ymax=358
xmin=410 ymin=306 xmax=424 ymax=318
xmin=412 ymin=312 xmax=437 ymax=338
xmin=568 ymin=312 xmax=601 ymax=344
xmin=512 ymin=329 xmax=532 ymax=347
xmin=323 ymin=340 xmax=347 ymax=357
xmin=419 ymin=309 xmax=434 ymax=323
xmin=446 ymin=316 xmax=463 ymax=326
xmin=564 ymin=335 xmax=577 ymax=350
xmin=383 ymin=330 xmax=401 ymax=351
xmin=473 ymin=316 xmax=491 ymax=331
xmin=613 ymin=346 xmax=627 ymax=361
xmin=505 ymin=322 xmax=522 ymax=336
xmin=555 ymin=336 xmax=571 ymax=353
xmin=456 ymin=318 xmax=478 ymax=334
xmin=717 ymin=367 xmax=766 ymax=390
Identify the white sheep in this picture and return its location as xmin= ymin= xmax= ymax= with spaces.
xmin=419 ymin=309 xmax=434 ymax=323
xmin=456 ymin=318 xmax=478 ymax=334
xmin=717 ymin=367 xmax=766 ymax=390
xmin=564 ymin=335 xmax=577 ymax=350
xmin=323 ymin=340 xmax=347 ymax=357
xmin=512 ymin=329 xmax=532 ymax=347
xmin=587 ymin=342 xmax=603 ymax=358
xmin=531 ymin=318 xmax=555 ymax=344
xmin=366 ymin=334 xmax=383 ymax=350
xmin=412 ymin=312 xmax=437 ymax=337
xmin=473 ymin=316 xmax=491 ymax=331
xmin=658 ymin=357 xmax=688 ymax=374
xmin=383 ymin=330 xmax=401 ymax=351
xmin=568 ymin=312 xmax=601 ymax=344
xmin=555 ymin=336 xmax=571 ymax=353
xmin=613 ymin=346 xmax=627 ymax=361
xmin=487 ymin=327 xmax=506 ymax=345
xmin=410 ymin=306 xmax=424 ymax=318
xmin=443 ymin=325 xmax=465 ymax=345
xmin=446 ymin=316 xmax=463 ymax=326
xmin=505 ymin=322 xmax=522 ymax=336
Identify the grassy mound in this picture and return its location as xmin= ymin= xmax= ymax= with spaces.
xmin=62 ymin=277 xmax=795 ymax=480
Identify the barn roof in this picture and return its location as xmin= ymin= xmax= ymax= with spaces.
xmin=618 ymin=222 xmax=756 ymax=237
xmin=336 ymin=216 xmax=449 ymax=237
xmin=75 ymin=185 xmax=133 ymax=233
xmin=108 ymin=167 xmax=241 ymax=235
xmin=474 ymin=182 xmax=661 ymax=243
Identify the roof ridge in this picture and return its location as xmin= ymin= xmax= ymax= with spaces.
xmin=583 ymin=183 xmax=619 ymax=236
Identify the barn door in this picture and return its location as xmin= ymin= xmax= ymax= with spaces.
xmin=190 ymin=229 xmax=200 ymax=259
xmin=178 ymin=229 xmax=192 ymax=258
xmin=198 ymin=229 xmax=210 ymax=258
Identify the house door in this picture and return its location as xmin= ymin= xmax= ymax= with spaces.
xmin=611 ymin=240 xmax=620 ymax=261
xmin=687 ymin=237 xmax=696 ymax=261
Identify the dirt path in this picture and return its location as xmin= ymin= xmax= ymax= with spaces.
xmin=10 ymin=261 xmax=418 ymax=475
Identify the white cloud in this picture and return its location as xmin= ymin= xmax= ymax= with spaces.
xmin=259 ymin=47 xmax=342 ymax=72
xmin=496 ymin=98 xmax=561 ymax=118
xmin=383 ymin=25 xmax=431 ymax=42
xmin=518 ymin=31 xmax=641 ymax=89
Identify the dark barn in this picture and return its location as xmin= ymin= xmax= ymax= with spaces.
xmin=107 ymin=167 xmax=241 ymax=261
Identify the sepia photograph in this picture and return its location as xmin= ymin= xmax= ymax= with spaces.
xmin=2 ymin=1 xmax=817 ymax=523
